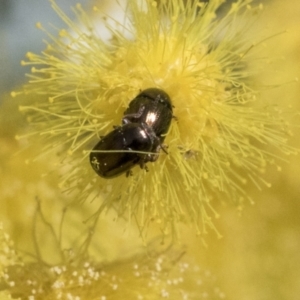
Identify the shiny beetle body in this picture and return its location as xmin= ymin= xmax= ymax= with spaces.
xmin=123 ymin=88 xmax=173 ymax=139
xmin=90 ymin=123 xmax=160 ymax=178
xmin=90 ymin=88 xmax=173 ymax=178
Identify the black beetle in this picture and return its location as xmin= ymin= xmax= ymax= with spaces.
xmin=123 ymin=88 xmax=173 ymax=138
xmin=90 ymin=88 xmax=173 ymax=178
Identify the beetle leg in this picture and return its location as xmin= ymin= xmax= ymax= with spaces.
xmin=145 ymin=151 xmax=159 ymax=162
xmin=139 ymin=160 xmax=149 ymax=172
xmin=160 ymin=144 xmax=169 ymax=154
xmin=126 ymin=169 xmax=133 ymax=177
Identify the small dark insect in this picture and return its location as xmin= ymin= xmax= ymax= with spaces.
xmin=90 ymin=88 xmax=173 ymax=178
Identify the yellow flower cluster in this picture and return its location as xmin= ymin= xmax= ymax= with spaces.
xmin=13 ymin=0 xmax=296 ymax=238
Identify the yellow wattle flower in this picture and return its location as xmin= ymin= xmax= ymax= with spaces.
xmin=13 ymin=0 xmax=296 ymax=237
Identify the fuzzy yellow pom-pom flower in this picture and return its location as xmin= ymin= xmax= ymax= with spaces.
xmin=14 ymin=0 xmax=296 ymax=237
